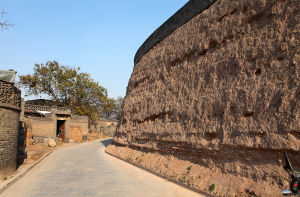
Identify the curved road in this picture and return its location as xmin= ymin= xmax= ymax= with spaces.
xmin=2 ymin=139 xmax=203 ymax=197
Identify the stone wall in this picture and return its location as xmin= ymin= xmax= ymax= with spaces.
xmin=0 ymin=80 xmax=21 ymax=110
xmin=107 ymin=0 xmax=300 ymax=196
xmin=0 ymin=80 xmax=21 ymax=178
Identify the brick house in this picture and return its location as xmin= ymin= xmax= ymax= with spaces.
xmin=24 ymin=104 xmax=89 ymax=144
xmin=0 ymin=79 xmax=21 ymax=178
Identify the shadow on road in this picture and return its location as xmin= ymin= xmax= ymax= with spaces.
xmin=100 ymin=138 xmax=113 ymax=148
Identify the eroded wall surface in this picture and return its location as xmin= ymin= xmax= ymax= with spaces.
xmin=110 ymin=0 xmax=299 ymax=196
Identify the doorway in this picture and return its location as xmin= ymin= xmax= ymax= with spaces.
xmin=57 ymin=120 xmax=66 ymax=142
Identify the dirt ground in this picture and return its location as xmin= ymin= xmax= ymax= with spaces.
xmin=106 ymin=144 xmax=286 ymax=197
xmin=23 ymin=146 xmax=53 ymax=164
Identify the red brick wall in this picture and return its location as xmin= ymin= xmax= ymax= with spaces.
xmin=70 ymin=126 xmax=82 ymax=142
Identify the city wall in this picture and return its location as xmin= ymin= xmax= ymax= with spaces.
xmin=107 ymin=0 xmax=300 ymax=196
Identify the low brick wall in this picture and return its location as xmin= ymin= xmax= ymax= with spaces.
xmin=70 ymin=115 xmax=88 ymax=136
xmin=30 ymin=118 xmax=56 ymax=138
xmin=0 ymin=80 xmax=21 ymax=178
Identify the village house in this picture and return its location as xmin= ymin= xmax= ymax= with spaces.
xmin=90 ymin=118 xmax=118 ymax=137
xmin=23 ymin=104 xmax=89 ymax=145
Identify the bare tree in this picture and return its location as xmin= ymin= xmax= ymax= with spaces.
xmin=0 ymin=7 xmax=14 ymax=30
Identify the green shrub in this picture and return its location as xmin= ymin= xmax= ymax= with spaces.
xmin=209 ymin=184 xmax=215 ymax=192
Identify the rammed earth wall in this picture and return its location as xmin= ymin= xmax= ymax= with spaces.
xmin=0 ymin=80 xmax=21 ymax=178
xmin=107 ymin=0 xmax=300 ymax=196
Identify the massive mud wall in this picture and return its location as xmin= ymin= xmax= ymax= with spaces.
xmin=108 ymin=0 xmax=299 ymax=196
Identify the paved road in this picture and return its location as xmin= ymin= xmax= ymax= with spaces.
xmin=2 ymin=139 xmax=203 ymax=197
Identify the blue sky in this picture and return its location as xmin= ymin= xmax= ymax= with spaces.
xmin=0 ymin=0 xmax=189 ymax=99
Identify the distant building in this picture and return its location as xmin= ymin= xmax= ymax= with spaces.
xmin=90 ymin=118 xmax=118 ymax=137
xmin=98 ymin=118 xmax=118 ymax=127
xmin=23 ymin=104 xmax=89 ymax=143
